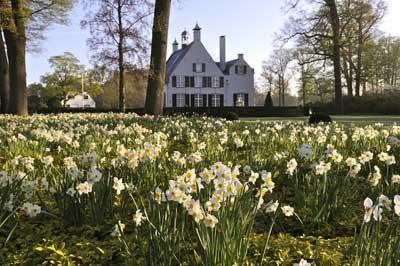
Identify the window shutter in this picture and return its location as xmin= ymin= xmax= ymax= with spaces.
xmin=219 ymin=77 xmax=224 ymax=88
xmin=208 ymin=95 xmax=213 ymax=107
xmin=233 ymin=94 xmax=238 ymax=106
xmin=207 ymin=77 xmax=212 ymax=87
xmin=172 ymin=76 xmax=177 ymax=87
xmin=191 ymin=94 xmax=195 ymax=107
xmin=235 ymin=66 xmax=238 ymax=74
xmin=245 ymin=94 xmax=249 ymax=107
xmin=220 ymin=94 xmax=224 ymax=107
xmin=172 ymin=94 xmax=177 ymax=107
xmin=203 ymin=94 xmax=207 ymax=107
xmin=202 ymin=77 xmax=207 ymax=87
xmin=190 ymin=77 xmax=195 ymax=87
xmin=244 ymin=65 xmax=247 ymax=74
xmin=193 ymin=63 xmax=196 ymax=72
xmin=202 ymin=63 xmax=206 ymax=72
xmin=185 ymin=94 xmax=190 ymax=107
xmin=185 ymin=76 xmax=190 ymax=87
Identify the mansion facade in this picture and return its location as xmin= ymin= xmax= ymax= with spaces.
xmin=164 ymin=23 xmax=254 ymax=108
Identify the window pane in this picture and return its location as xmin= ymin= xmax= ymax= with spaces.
xmin=236 ymin=93 xmax=245 ymax=107
xmin=195 ymin=63 xmax=202 ymax=72
xmin=195 ymin=76 xmax=202 ymax=88
xmin=212 ymin=77 xmax=219 ymax=88
xmin=176 ymin=94 xmax=185 ymax=107
xmin=211 ymin=95 xmax=220 ymax=107
xmin=177 ymin=76 xmax=185 ymax=87
xmin=194 ymin=94 xmax=203 ymax=107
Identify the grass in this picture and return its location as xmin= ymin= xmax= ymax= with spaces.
xmin=242 ymin=116 xmax=400 ymax=125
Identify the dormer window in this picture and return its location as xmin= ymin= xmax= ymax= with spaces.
xmin=235 ymin=65 xmax=247 ymax=75
xmin=193 ymin=63 xmax=205 ymax=73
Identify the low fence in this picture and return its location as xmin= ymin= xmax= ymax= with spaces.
xmin=32 ymin=106 xmax=305 ymax=117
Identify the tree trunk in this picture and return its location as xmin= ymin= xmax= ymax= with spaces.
xmin=327 ymin=0 xmax=343 ymax=114
xmin=4 ymin=0 xmax=28 ymax=116
xmin=0 ymin=29 xmax=10 ymax=114
xmin=343 ymin=57 xmax=353 ymax=96
xmin=301 ymin=66 xmax=306 ymax=106
xmin=117 ymin=0 xmax=125 ymax=113
xmin=355 ymin=16 xmax=362 ymax=97
xmin=144 ymin=0 xmax=171 ymax=115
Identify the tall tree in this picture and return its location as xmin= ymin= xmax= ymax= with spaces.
xmin=39 ymin=52 xmax=102 ymax=106
xmin=0 ymin=0 xmax=75 ymax=115
xmin=144 ymin=0 xmax=171 ymax=115
xmin=325 ymin=0 xmax=343 ymax=113
xmin=0 ymin=30 xmax=9 ymax=113
xmin=353 ymin=0 xmax=386 ymax=96
xmin=82 ymin=0 xmax=152 ymax=113
xmin=262 ymin=48 xmax=293 ymax=106
xmin=283 ymin=0 xmax=343 ymax=113
xmin=3 ymin=0 xmax=28 ymax=115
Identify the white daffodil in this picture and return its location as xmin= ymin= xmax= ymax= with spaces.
xmin=293 ymin=259 xmax=311 ymax=266
xmin=133 ymin=209 xmax=145 ymax=226
xmin=363 ymin=197 xmax=382 ymax=223
xmin=248 ymin=171 xmax=259 ymax=184
xmin=286 ymin=159 xmax=298 ymax=176
xmin=21 ymin=202 xmax=41 ymax=218
xmin=76 ymin=181 xmax=93 ymax=195
xmin=203 ymin=214 xmax=218 ymax=228
xmin=392 ymin=175 xmax=400 ymax=184
xmin=265 ymin=200 xmax=279 ymax=213
xmin=113 ymin=177 xmax=125 ymax=195
xmin=111 ymin=220 xmax=125 ymax=237
xmin=281 ymin=205 xmax=294 ymax=217
xmin=363 ymin=197 xmax=373 ymax=223
xmin=394 ymin=195 xmax=400 ymax=216
xmin=299 ymin=144 xmax=313 ymax=159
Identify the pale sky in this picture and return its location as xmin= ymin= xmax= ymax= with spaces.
xmin=26 ymin=0 xmax=400 ymax=85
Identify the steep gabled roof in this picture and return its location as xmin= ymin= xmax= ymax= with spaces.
xmin=166 ymin=42 xmax=194 ymax=82
xmin=216 ymin=59 xmax=238 ymax=75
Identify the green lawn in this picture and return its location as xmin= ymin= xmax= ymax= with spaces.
xmin=242 ymin=116 xmax=400 ymax=125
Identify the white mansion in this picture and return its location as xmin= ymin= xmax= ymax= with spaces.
xmin=164 ymin=23 xmax=254 ymax=108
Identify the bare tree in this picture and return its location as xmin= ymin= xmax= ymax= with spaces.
xmin=1 ymin=0 xmax=76 ymax=115
xmin=262 ymin=48 xmax=293 ymax=106
xmin=353 ymin=0 xmax=386 ymax=96
xmin=82 ymin=0 xmax=152 ymax=113
xmin=144 ymin=0 xmax=172 ymax=115
xmin=282 ymin=0 xmax=343 ymax=113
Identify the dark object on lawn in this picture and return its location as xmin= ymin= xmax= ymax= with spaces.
xmin=224 ymin=111 xmax=239 ymax=121
xmin=309 ymin=113 xmax=332 ymax=124
xmin=264 ymin=91 xmax=273 ymax=108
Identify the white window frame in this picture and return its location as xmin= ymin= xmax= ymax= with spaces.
xmin=212 ymin=76 xmax=219 ymax=88
xmin=211 ymin=94 xmax=221 ymax=107
xmin=236 ymin=93 xmax=245 ymax=107
xmin=194 ymin=76 xmax=202 ymax=88
xmin=194 ymin=94 xmax=203 ymax=107
xmin=195 ymin=63 xmax=203 ymax=73
xmin=176 ymin=94 xmax=185 ymax=107
xmin=176 ymin=76 xmax=185 ymax=88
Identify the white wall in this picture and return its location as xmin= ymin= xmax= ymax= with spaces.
xmin=65 ymin=93 xmax=96 ymax=108
xmin=165 ymin=39 xmax=254 ymax=107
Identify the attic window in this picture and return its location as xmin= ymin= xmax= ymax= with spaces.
xmin=84 ymin=95 xmax=89 ymax=99
xmin=193 ymin=63 xmax=205 ymax=73
xmin=235 ymin=65 xmax=247 ymax=75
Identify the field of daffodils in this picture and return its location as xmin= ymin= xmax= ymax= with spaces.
xmin=1 ymin=113 xmax=400 ymax=265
